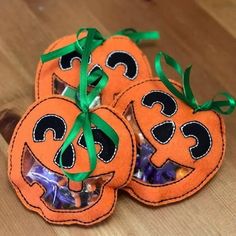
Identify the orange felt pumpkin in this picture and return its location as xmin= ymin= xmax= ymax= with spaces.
xmin=112 ymin=79 xmax=225 ymax=206
xmin=35 ymin=34 xmax=152 ymax=104
xmin=8 ymin=96 xmax=136 ymax=225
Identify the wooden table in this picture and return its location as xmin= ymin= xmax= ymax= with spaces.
xmin=0 ymin=0 xmax=235 ymax=235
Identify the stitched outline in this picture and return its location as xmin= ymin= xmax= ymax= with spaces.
xmin=105 ymin=50 xmax=139 ymax=80
xmin=141 ymin=90 xmax=178 ymax=117
xmin=87 ymin=64 xmax=103 ymax=88
xmin=88 ymin=64 xmax=103 ymax=75
xmin=9 ymin=97 xmax=136 ymax=224
xmin=52 ymin=63 xmax=103 ymax=95
xmin=77 ymin=127 xmax=117 ymax=164
xmin=58 ymin=53 xmax=92 ymax=71
xmin=112 ymin=79 xmax=225 ymax=205
xmin=32 ymin=114 xmax=67 ymax=142
xmin=51 ymin=73 xmax=77 ymax=96
xmin=53 ymin=143 xmax=76 ymax=169
xmin=36 ymin=36 xmax=67 ymax=99
xmin=180 ymin=121 xmax=212 ymax=160
xmin=151 ymin=120 xmax=176 ymax=145
xmin=20 ymin=143 xmax=115 ymax=214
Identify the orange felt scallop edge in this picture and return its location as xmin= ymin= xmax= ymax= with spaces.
xmin=35 ymin=34 xmax=153 ymax=104
xmin=8 ymin=96 xmax=136 ymax=225
xmin=112 ymin=78 xmax=226 ymax=206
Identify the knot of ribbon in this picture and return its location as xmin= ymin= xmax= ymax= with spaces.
xmin=41 ymin=28 xmax=119 ymax=182
xmin=155 ymin=52 xmax=236 ymax=115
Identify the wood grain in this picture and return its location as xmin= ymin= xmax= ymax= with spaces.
xmin=197 ymin=0 xmax=236 ymax=38
xmin=0 ymin=0 xmax=235 ymax=235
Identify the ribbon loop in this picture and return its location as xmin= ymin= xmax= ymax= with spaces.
xmin=197 ymin=92 xmax=236 ymax=115
xmin=155 ymin=52 xmax=187 ymax=103
xmin=41 ymin=28 xmax=105 ymax=63
xmin=155 ymin=51 xmax=236 ymax=115
xmin=115 ymin=28 xmax=160 ymax=44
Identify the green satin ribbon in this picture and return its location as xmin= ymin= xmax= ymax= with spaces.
xmin=40 ymin=27 xmax=159 ymax=182
xmin=115 ymin=28 xmax=160 ymax=44
xmin=155 ymin=52 xmax=236 ymax=114
xmin=41 ymin=30 xmax=105 ymax=63
xmin=41 ymin=28 xmax=119 ymax=182
xmin=41 ymin=28 xmax=159 ymax=63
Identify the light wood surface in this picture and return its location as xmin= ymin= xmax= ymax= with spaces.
xmin=0 ymin=0 xmax=235 ymax=235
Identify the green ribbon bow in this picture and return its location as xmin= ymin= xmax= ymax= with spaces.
xmin=155 ymin=52 xmax=236 ymax=115
xmin=41 ymin=28 xmax=119 ymax=182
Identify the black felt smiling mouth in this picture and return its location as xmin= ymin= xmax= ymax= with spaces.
xmin=22 ymin=144 xmax=113 ymax=210
xmin=134 ymin=154 xmax=194 ymax=186
xmin=27 ymin=113 xmax=117 ymax=210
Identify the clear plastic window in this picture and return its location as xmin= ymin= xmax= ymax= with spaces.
xmin=22 ymin=146 xmax=110 ymax=210
xmin=125 ymin=104 xmax=192 ymax=185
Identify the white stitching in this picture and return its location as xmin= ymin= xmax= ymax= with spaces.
xmin=53 ymin=144 xmax=76 ymax=169
xmin=88 ymin=64 xmax=102 ymax=75
xmin=151 ymin=120 xmax=176 ymax=144
xmin=180 ymin=121 xmax=212 ymax=160
xmin=58 ymin=54 xmax=92 ymax=71
xmin=105 ymin=50 xmax=138 ymax=80
xmin=141 ymin=90 xmax=178 ymax=117
xmin=32 ymin=114 xmax=67 ymax=142
xmin=77 ymin=127 xmax=117 ymax=163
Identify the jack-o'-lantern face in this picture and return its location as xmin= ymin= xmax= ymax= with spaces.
xmin=112 ymin=79 xmax=225 ymax=206
xmin=35 ymin=34 xmax=152 ymax=104
xmin=8 ymin=96 xmax=136 ymax=225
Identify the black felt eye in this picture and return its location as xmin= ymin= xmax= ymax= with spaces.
xmin=78 ymin=128 xmax=117 ymax=163
xmin=33 ymin=114 xmax=76 ymax=169
xmin=33 ymin=114 xmax=66 ymax=142
xmin=142 ymin=90 xmax=178 ymax=117
xmin=106 ymin=51 xmax=138 ymax=80
xmin=151 ymin=120 xmax=176 ymax=144
xmin=59 ymin=51 xmax=91 ymax=70
xmin=181 ymin=121 xmax=212 ymax=160
xmin=54 ymin=144 xmax=76 ymax=169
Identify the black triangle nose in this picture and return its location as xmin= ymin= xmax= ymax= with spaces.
xmin=151 ymin=120 xmax=176 ymax=144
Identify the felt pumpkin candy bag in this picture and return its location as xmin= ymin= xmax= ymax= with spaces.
xmin=8 ymin=29 xmax=136 ymax=225
xmin=36 ymin=29 xmax=159 ymax=104
xmin=112 ymin=52 xmax=236 ymax=206
xmin=8 ymin=97 xmax=136 ymax=225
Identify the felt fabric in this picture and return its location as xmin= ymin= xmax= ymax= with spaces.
xmin=8 ymin=96 xmax=136 ymax=225
xmin=35 ymin=34 xmax=152 ymax=104
xmin=112 ymin=78 xmax=226 ymax=206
